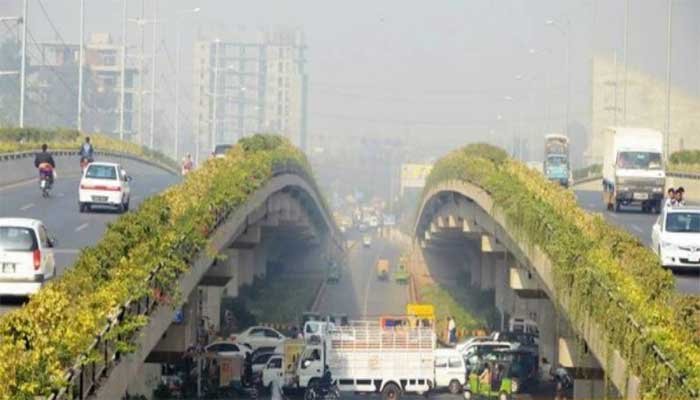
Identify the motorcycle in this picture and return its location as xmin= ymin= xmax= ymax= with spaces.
xmin=39 ymin=168 xmax=53 ymax=197
xmin=304 ymin=380 xmax=340 ymax=400
xmin=80 ymin=157 xmax=90 ymax=173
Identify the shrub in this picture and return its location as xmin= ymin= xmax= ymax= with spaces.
xmin=421 ymin=144 xmax=700 ymax=398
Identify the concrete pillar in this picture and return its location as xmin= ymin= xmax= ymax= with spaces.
xmin=573 ymin=378 xmax=607 ymax=399
xmin=253 ymin=242 xmax=267 ymax=279
xmin=469 ymin=250 xmax=482 ymax=287
xmin=238 ymin=249 xmax=255 ymax=287
xmin=492 ymin=253 xmax=512 ymax=331
xmin=480 ymin=253 xmax=496 ymax=290
xmin=125 ymin=363 xmax=161 ymax=399
xmin=559 ymin=336 xmax=608 ymax=399
xmin=223 ymin=250 xmax=240 ymax=298
xmin=201 ymin=286 xmax=224 ymax=332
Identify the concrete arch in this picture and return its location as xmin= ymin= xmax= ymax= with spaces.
xmin=414 ymin=179 xmax=640 ymax=399
xmin=70 ymin=171 xmax=342 ymax=400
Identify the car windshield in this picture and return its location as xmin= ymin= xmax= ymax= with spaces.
xmin=214 ymin=145 xmax=232 ymax=155
xmin=547 ymin=155 xmax=567 ymax=167
xmin=86 ymin=165 xmax=118 ymax=180
xmin=665 ymin=212 xmax=700 ymax=233
xmin=616 ymin=151 xmax=662 ymax=170
xmin=0 ymin=227 xmax=38 ymax=252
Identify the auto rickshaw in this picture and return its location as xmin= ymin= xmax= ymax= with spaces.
xmin=462 ymin=359 xmax=514 ymax=400
xmin=393 ymin=262 xmax=409 ymax=284
xmin=376 ymin=259 xmax=389 ymax=280
xmin=327 ymin=262 xmax=341 ymax=283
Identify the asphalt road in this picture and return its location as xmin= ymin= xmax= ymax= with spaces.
xmin=575 ymin=190 xmax=700 ymax=294
xmin=0 ymin=160 xmax=179 ymax=313
xmin=315 ymin=231 xmax=408 ymax=319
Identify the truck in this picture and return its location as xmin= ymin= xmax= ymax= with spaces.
xmin=261 ymin=339 xmax=305 ymax=389
xmin=543 ymin=134 xmax=572 ymax=187
xmin=602 ymin=127 xmax=666 ymax=213
xmin=297 ymin=320 xmax=437 ymax=398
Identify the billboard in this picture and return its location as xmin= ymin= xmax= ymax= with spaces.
xmin=400 ymin=163 xmax=433 ymax=195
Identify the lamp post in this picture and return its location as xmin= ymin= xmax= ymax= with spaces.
xmin=119 ymin=0 xmax=127 ymax=141
xmin=664 ymin=0 xmax=673 ymax=156
xmin=545 ymin=18 xmax=571 ymax=136
xmin=210 ymin=39 xmax=221 ymax=153
xmin=174 ymin=7 xmax=201 ymax=160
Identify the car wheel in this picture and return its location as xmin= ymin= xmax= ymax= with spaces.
xmin=448 ymin=380 xmax=462 ymax=394
xmin=79 ymin=202 xmax=88 ymax=213
xmin=382 ymin=383 xmax=401 ymax=400
xmin=124 ymin=199 xmax=130 ymax=211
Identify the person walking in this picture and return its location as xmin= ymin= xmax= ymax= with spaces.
xmin=181 ymin=153 xmax=194 ymax=176
xmin=448 ymin=316 xmax=457 ymax=345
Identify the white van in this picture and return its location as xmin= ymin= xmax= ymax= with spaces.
xmin=433 ymin=348 xmax=467 ymax=394
xmin=509 ymin=317 xmax=539 ymax=336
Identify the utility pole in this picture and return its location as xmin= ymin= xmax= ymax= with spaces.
xmin=174 ymin=8 xmax=201 ymax=160
xmin=149 ymin=0 xmax=157 ymax=149
xmin=119 ymin=0 xmax=127 ymax=141
xmin=137 ymin=0 xmax=145 ymax=145
xmin=664 ymin=0 xmax=673 ymax=157
xmin=19 ymin=0 xmax=28 ymax=128
xmin=77 ymin=0 xmax=85 ymax=132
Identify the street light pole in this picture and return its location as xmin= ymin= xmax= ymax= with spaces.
xmin=622 ymin=0 xmax=630 ymax=124
xmin=545 ymin=18 xmax=571 ymax=136
xmin=77 ymin=0 xmax=85 ymax=132
xmin=119 ymin=0 xmax=127 ymax=141
xmin=149 ymin=0 xmax=157 ymax=149
xmin=19 ymin=0 xmax=28 ymax=128
xmin=210 ymin=39 xmax=220 ymax=152
xmin=664 ymin=0 xmax=673 ymax=156
xmin=174 ymin=7 xmax=201 ymax=160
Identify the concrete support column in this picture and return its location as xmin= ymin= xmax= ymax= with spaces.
xmin=253 ymin=242 xmax=267 ymax=279
xmin=492 ymin=253 xmax=512 ymax=331
xmin=238 ymin=249 xmax=255 ymax=287
xmin=201 ymin=285 xmax=224 ymax=332
xmin=559 ymin=336 xmax=609 ymax=399
xmin=480 ymin=253 xmax=496 ymax=290
xmin=469 ymin=250 xmax=482 ymax=287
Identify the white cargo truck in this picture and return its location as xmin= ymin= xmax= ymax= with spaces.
xmin=297 ymin=321 xmax=437 ymax=399
xmin=602 ymin=127 xmax=666 ymax=213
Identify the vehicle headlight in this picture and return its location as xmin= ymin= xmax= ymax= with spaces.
xmin=661 ymin=241 xmax=677 ymax=251
xmin=511 ymin=379 xmax=519 ymax=393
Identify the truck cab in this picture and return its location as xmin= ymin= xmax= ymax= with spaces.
xmin=543 ymin=134 xmax=572 ymax=188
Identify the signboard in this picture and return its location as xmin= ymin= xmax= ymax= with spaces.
xmin=400 ymin=163 xmax=433 ymax=194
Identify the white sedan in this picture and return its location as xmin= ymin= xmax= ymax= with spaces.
xmin=0 ymin=218 xmax=56 ymax=296
xmin=79 ymin=162 xmax=131 ymax=213
xmin=230 ymin=326 xmax=286 ymax=351
xmin=652 ymin=206 xmax=700 ymax=269
xmin=204 ymin=340 xmax=252 ymax=358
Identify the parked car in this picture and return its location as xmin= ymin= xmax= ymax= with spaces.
xmin=488 ymin=331 xmax=539 ymax=353
xmin=230 ymin=326 xmax=286 ymax=350
xmin=455 ymin=336 xmax=490 ymax=354
xmin=0 ymin=218 xmax=56 ymax=296
xmin=78 ymin=162 xmax=131 ymax=213
xmin=652 ymin=206 xmax=700 ymax=269
xmin=204 ymin=340 xmax=252 ymax=358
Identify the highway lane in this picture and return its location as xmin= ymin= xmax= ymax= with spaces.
xmin=315 ymin=230 xmax=408 ymax=319
xmin=0 ymin=159 xmax=179 ymax=312
xmin=575 ymin=190 xmax=700 ymax=294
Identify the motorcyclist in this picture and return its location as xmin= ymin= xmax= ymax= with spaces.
xmin=78 ymin=136 xmax=94 ymax=163
xmin=34 ymin=143 xmax=56 ymax=186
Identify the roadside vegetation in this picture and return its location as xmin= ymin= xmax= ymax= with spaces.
xmin=422 ymin=143 xmax=700 ymax=398
xmin=419 ymin=280 xmax=494 ymax=339
xmin=0 ymin=127 xmax=178 ymax=170
xmin=0 ymin=134 xmax=317 ymax=399
xmin=669 ymin=149 xmax=700 ymax=174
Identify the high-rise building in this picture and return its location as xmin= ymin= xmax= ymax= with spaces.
xmin=192 ymin=28 xmax=308 ymax=161
xmin=34 ymin=33 xmax=140 ymax=140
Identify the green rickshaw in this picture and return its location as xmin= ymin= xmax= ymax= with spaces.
xmin=462 ymin=359 xmax=513 ymax=400
xmin=393 ymin=262 xmax=409 ymax=284
xmin=327 ymin=262 xmax=341 ymax=283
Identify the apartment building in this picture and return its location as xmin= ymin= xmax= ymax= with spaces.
xmin=192 ymin=28 xmax=308 ymax=161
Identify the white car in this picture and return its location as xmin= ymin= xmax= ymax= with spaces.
xmin=433 ymin=348 xmax=467 ymax=394
xmin=652 ymin=206 xmax=700 ymax=269
xmin=213 ymin=144 xmax=232 ymax=159
xmin=204 ymin=340 xmax=252 ymax=358
xmin=455 ymin=336 xmax=490 ymax=354
xmin=230 ymin=326 xmax=286 ymax=351
xmin=251 ymin=351 xmax=277 ymax=375
xmin=0 ymin=218 xmax=56 ymax=296
xmin=79 ymin=162 xmax=131 ymax=213
xmin=362 ymin=235 xmax=372 ymax=247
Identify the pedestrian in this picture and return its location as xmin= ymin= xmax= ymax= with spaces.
xmin=181 ymin=153 xmax=194 ymax=176
xmin=675 ymin=187 xmax=686 ymax=206
xmin=665 ymin=187 xmax=676 ymax=208
xmin=540 ymin=357 xmax=552 ymax=382
xmin=448 ymin=316 xmax=457 ymax=345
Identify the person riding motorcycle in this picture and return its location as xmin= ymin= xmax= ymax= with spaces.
xmin=79 ymin=136 xmax=94 ymax=162
xmin=34 ymin=144 xmax=56 ymax=186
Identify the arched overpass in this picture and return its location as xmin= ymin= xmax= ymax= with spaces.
xmin=57 ymin=163 xmax=343 ymax=399
xmin=413 ymin=146 xmax=699 ymax=400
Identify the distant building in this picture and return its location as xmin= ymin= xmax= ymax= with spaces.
xmin=33 ymin=33 xmax=140 ymax=141
xmin=192 ymin=28 xmax=308 ymax=161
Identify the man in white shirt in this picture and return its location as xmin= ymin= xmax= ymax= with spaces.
xmin=665 ymin=187 xmax=676 ymax=209
xmin=448 ymin=317 xmax=456 ymax=345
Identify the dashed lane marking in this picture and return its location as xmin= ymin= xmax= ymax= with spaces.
xmin=19 ymin=203 xmax=35 ymax=211
xmin=75 ymin=223 xmax=89 ymax=232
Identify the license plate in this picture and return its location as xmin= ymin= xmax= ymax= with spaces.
xmin=92 ymin=196 xmax=109 ymax=202
xmin=633 ymin=192 xmax=648 ymax=200
xmin=2 ymin=263 xmax=15 ymax=273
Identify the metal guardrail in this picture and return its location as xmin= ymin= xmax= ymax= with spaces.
xmin=573 ymin=171 xmax=700 ymax=187
xmin=47 ymin=162 xmax=339 ymax=400
xmin=0 ymin=149 xmax=178 ymax=175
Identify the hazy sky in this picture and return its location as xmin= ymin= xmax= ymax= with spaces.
xmin=1 ymin=0 xmax=699 ymax=161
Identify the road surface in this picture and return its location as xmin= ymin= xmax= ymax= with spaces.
xmin=0 ymin=159 xmax=179 ymax=313
xmin=575 ymin=190 xmax=700 ymax=294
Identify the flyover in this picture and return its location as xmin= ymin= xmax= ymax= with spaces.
xmin=413 ymin=145 xmax=699 ymax=400
xmin=22 ymin=138 xmax=343 ymax=400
